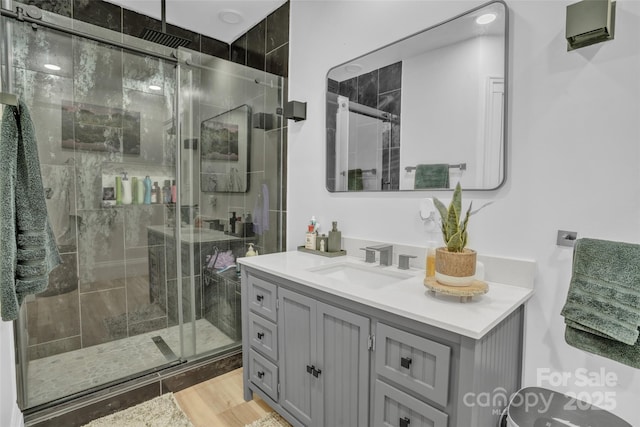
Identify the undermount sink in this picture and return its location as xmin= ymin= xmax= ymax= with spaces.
xmin=307 ymin=262 xmax=412 ymax=289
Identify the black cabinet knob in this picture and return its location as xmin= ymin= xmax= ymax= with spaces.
xmin=257 ymin=332 xmax=264 ymax=340
xmin=313 ymin=368 xmax=322 ymax=378
xmin=256 ymin=294 xmax=264 ymax=302
xmin=306 ymin=365 xmax=315 ymax=374
xmin=257 ymin=371 xmax=264 ymax=379
xmin=401 ymin=356 xmax=412 ymax=369
xmin=399 ymin=417 xmax=410 ymax=427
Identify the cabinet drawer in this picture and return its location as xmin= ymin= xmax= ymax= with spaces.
xmin=248 ymin=275 xmax=278 ymax=322
xmin=249 ymin=312 xmax=278 ymax=361
xmin=375 ymin=323 xmax=450 ymax=407
xmin=373 ymin=380 xmax=448 ymax=427
xmin=249 ymin=349 xmax=279 ymax=402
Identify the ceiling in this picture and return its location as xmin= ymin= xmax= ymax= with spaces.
xmin=104 ymin=0 xmax=287 ymax=44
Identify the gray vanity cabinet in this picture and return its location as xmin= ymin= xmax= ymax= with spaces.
xmin=278 ymin=287 xmax=370 ymax=427
xmin=242 ymin=267 xmax=525 ymax=427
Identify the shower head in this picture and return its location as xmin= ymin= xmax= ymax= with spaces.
xmin=139 ymin=28 xmax=191 ymax=49
xmin=139 ymin=0 xmax=191 ymax=49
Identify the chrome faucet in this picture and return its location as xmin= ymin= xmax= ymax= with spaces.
xmin=366 ymin=244 xmax=393 ymax=266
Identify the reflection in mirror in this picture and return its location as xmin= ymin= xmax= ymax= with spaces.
xmin=200 ymin=104 xmax=252 ymax=193
xmin=326 ymin=1 xmax=507 ymax=192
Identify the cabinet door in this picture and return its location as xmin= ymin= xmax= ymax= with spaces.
xmin=279 ymin=288 xmax=316 ymax=426
xmin=314 ymin=302 xmax=370 ymax=427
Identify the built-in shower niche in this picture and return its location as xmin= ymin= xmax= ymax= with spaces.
xmin=100 ymin=163 xmax=175 ymax=208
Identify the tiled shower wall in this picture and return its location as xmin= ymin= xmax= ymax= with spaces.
xmin=21 ymin=0 xmax=290 ymax=77
xmin=14 ymin=0 xmax=290 ymax=361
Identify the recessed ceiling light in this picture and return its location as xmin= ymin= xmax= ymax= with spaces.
xmin=476 ymin=13 xmax=497 ymax=25
xmin=44 ymin=63 xmax=61 ymax=71
xmin=219 ymin=9 xmax=243 ymax=25
xmin=345 ymin=64 xmax=363 ymax=74
xmin=149 ymin=85 xmax=162 ymax=91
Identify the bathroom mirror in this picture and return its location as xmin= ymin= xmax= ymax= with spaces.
xmin=200 ymin=104 xmax=252 ymax=193
xmin=326 ymin=1 xmax=507 ymax=192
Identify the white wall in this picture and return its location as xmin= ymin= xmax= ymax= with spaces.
xmin=288 ymin=0 xmax=640 ymax=424
xmin=1 ymin=321 xmax=21 ymax=427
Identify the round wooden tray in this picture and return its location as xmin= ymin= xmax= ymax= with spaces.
xmin=424 ymin=276 xmax=488 ymax=302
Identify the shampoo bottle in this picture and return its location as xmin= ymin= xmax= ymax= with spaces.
xmin=137 ymin=178 xmax=145 ymax=204
xmin=121 ymin=172 xmax=132 ymax=205
xmin=131 ymin=177 xmax=139 ymax=205
xmin=143 ymin=176 xmax=152 ymax=205
xmin=162 ymin=180 xmax=171 ymax=204
xmin=152 ymin=182 xmax=161 ymax=204
xmin=171 ymin=180 xmax=177 ymax=204
xmin=115 ymin=176 xmax=122 ymax=205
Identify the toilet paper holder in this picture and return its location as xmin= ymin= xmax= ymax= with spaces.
xmin=557 ymin=230 xmax=578 ymax=247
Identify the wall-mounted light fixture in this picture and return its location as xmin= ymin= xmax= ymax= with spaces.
xmin=284 ymin=101 xmax=307 ymax=122
xmin=566 ymin=0 xmax=615 ymax=51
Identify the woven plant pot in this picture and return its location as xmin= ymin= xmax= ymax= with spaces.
xmin=435 ymin=247 xmax=477 ymax=287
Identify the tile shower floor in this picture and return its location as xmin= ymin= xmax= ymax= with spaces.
xmin=26 ymin=319 xmax=235 ymax=407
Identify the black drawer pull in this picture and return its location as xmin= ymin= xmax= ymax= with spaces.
xmin=256 ymin=294 xmax=264 ymax=302
xmin=313 ymin=368 xmax=322 ymax=378
xmin=257 ymin=371 xmax=265 ymax=379
xmin=401 ymin=356 xmax=412 ymax=369
xmin=257 ymin=332 xmax=264 ymax=340
xmin=399 ymin=417 xmax=410 ymax=427
xmin=306 ymin=364 xmax=315 ymax=374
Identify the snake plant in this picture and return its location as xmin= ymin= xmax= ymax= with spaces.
xmin=433 ymin=183 xmax=492 ymax=252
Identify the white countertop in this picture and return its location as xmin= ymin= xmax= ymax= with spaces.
xmin=147 ymin=225 xmax=248 ymax=244
xmin=239 ymin=251 xmax=534 ymax=340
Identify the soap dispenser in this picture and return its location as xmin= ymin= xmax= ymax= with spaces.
xmin=328 ymin=221 xmax=342 ymax=252
xmin=426 ymin=241 xmax=436 ymax=278
xmin=246 ymin=243 xmax=257 ymax=257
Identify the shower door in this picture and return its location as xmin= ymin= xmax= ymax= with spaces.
xmin=2 ymin=15 xmax=204 ymax=410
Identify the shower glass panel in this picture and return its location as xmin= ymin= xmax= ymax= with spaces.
xmin=3 ymin=17 xmax=196 ymax=410
xmin=175 ymin=48 xmax=285 ymax=358
xmin=2 ymin=3 xmax=285 ymax=413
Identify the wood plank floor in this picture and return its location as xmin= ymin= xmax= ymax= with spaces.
xmin=175 ymin=368 xmax=287 ymax=427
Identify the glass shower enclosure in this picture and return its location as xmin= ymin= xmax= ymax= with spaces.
xmin=1 ymin=5 xmax=283 ymax=411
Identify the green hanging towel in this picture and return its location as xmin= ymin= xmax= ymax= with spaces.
xmin=560 ymin=238 xmax=640 ymax=368
xmin=414 ymin=164 xmax=449 ymax=189
xmin=0 ymin=100 xmax=61 ymax=321
xmin=348 ymin=169 xmax=363 ymax=191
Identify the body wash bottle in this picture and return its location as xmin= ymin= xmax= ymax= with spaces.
xmin=121 ymin=172 xmax=132 ymax=205
xmin=143 ymin=176 xmax=152 ymax=205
